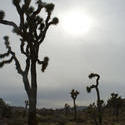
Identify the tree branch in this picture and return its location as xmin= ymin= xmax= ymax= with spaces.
xmin=20 ymin=39 xmax=27 ymax=55
xmin=24 ymin=0 xmax=31 ymax=10
xmin=33 ymin=4 xmax=42 ymax=16
xmin=0 ymin=56 xmax=14 ymax=67
xmin=23 ymin=73 xmax=31 ymax=97
xmin=37 ymin=59 xmax=43 ymax=64
xmin=11 ymin=53 xmax=23 ymax=75
xmin=90 ymin=85 xmax=96 ymax=89
xmin=37 ymin=57 xmax=49 ymax=72
xmin=13 ymin=0 xmax=24 ymax=27
xmin=3 ymin=36 xmax=24 ymax=75
xmin=25 ymin=57 xmax=30 ymax=75
xmin=0 ymin=20 xmax=19 ymax=29
xmin=20 ymin=38 xmax=30 ymax=57
xmin=38 ymin=16 xmax=58 ymax=44
xmin=0 ymin=51 xmax=10 ymax=58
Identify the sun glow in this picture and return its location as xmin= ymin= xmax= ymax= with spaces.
xmin=61 ymin=9 xmax=94 ymax=36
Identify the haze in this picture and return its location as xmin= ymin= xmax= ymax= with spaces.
xmin=0 ymin=0 xmax=125 ymax=108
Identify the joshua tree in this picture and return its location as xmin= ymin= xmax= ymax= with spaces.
xmin=0 ymin=0 xmax=58 ymax=125
xmin=70 ymin=89 xmax=79 ymax=121
xmin=25 ymin=100 xmax=29 ymax=110
xmin=86 ymin=73 xmax=102 ymax=125
xmin=107 ymin=92 xmax=123 ymax=120
xmin=23 ymin=100 xmax=29 ymax=117
xmin=64 ymin=103 xmax=70 ymax=116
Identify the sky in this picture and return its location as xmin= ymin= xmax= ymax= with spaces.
xmin=0 ymin=0 xmax=125 ymax=108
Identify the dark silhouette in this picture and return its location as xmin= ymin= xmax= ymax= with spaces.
xmin=0 ymin=0 xmax=58 ymax=125
xmin=86 ymin=73 xmax=102 ymax=125
xmin=87 ymin=103 xmax=98 ymax=125
xmin=23 ymin=100 xmax=29 ymax=117
xmin=0 ymin=98 xmax=11 ymax=118
xmin=70 ymin=89 xmax=79 ymax=121
xmin=107 ymin=92 xmax=123 ymax=120
xmin=64 ymin=103 xmax=70 ymax=116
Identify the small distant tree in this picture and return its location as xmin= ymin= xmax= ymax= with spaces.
xmin=64 ymin=103 xmax=70 ymax=116
xmin=86 ymin=73 xmax=102 ymax=125
xmin=23 ymin=100 xmax=29 ymax=117
xmin=0 ymin=0 xmax=58 ymax=125
xmin=107 ymin=92 xmax=123 ymax=120
xmin=70 ymin=89 xmax=79 ymax=121
xmin=25 ymin=100 xmax=29 ymax=111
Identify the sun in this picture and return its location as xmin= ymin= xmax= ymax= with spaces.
xmin=61 ymin=9 xmax=94 ymax=36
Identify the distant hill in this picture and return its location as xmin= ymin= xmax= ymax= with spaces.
xmin=77 ymin=106 xmax=87 ymax=111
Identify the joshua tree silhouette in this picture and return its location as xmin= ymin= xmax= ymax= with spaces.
xmin=0 ymin=0 xmax=58 ymax=125
xmin=70 ymin=89 xmax=79 ymax=121
xmin=23 ymin=100 xmax=29 ymax=117
xmin=107 ymin=92 xmax=123 ymax=120
xmin=86 ymin=73 xmax=102 ymax=125
xmin=64 ymin=103 xmax=70 ymax=116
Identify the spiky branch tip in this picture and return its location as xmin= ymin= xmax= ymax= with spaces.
xmin=12 ymin=0 xmax=21 ymax=5
xmin=51 ymin=17 xmax=59 ymax=25
xmin=88 ymin=73 xmax=100 ymax=79
xmin=45 ymin=3 xmax=55 ymax=13
xmin=86 ymin=86 xmax=91 ymax=93
xmin=41 ymin=56 xmax=49 ymax=72
xmin=0 ymin=10 xmax=5 ymax=20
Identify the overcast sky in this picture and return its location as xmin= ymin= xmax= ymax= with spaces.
xmin=0 ymin=0 xmax=125 ymax=108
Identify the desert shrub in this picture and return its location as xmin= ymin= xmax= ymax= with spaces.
xmin=107 ymin=93 xmax=123 ymax=120
xmin=8 ymin=119 xmax=26 ymax=125
xmin=0 ymin=98 xmax=12 ymax=118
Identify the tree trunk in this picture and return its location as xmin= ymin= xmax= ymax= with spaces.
xmin=28 ymin=61 xmax=37 ymax=125
xmin=23 ymin=103 xmax=28 ymax=118
xmin=73 ymin=99 xmax=77 ymax=121
xmin=96 ymin=87 xmax=102 ymax=125
xmin=115 ymin=106 xmax=119 ymax=121
xmin=28 ymin=96 xmax=37 ymax=125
